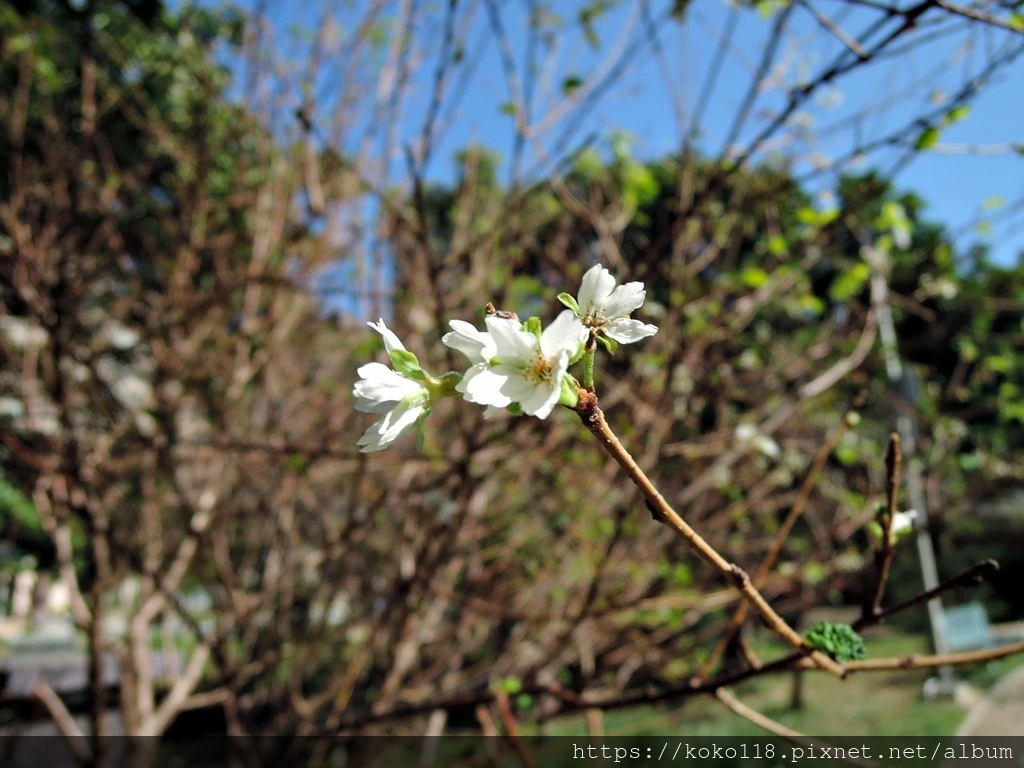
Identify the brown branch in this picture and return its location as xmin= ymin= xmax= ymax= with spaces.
xmin=31 ymin=682 xmax=92 ymax=763
xmin=864 ymin=433 xmax=901 ymax=622
xmin=843 ymin=641 xmax=1024 ymax=671
xmin=574 ymin=390 xmax=847 ymax=678
xmin=716 ymin=688 xmax=886 ymax=768
xmin=699 ymin=405 xmax=861 ymax=679
xmin=853 ymin=559 xmax=999 ymax=632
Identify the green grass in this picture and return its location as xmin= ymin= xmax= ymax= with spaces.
xmin=541 ymin=630 xmax=1024 ymax=737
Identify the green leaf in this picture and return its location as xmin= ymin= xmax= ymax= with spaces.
xmin=796 ymin=294 xmax=826 ymax=317
xmin=766 ymin=235 xmax=788 ymax=257
xmin=671 ymin=563 xmax=692 ymax=586
xmin=914 ymin=126 xmax=940 ymax=151
xmin=285 ymin=453 xmax=308 ymax=474
xmin=390 ymin=349 xmax=426 ymax=380
xmin=558 ymin=292 xmax=581 ymax=314
xmin=621 ymin=163 xmax=659 ymax=208
xmin=575 ymin=147 xmax=603 ymax=177
xmin=796 ymin=206 xmax=838 ymax=229
xmin=498 ymin=676 xmax=522 ymax=695
xmin=804 ymin=621 xmax=866 ymax=661
xmin=739 ymin=266 xmax=770 ymax=289
xmin=562 ymin=75 xmax=583 ymax=95
xmin=830 ymin=262 xmax=871 ymax=302
xmin=942 ymin=105 xmax=969 ymax=126
xmin=611 ymin=131 xmax=632 ymax=163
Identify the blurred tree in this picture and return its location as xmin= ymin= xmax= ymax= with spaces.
xmin=3 ymin=0 xmax=1024 ymax=750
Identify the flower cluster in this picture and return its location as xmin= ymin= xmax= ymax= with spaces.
xmin=353 ymin=265 xmax=658 ymax=451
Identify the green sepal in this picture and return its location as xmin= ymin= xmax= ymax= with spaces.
xmin=437 ymin=371 xmax=463 ymax=397
xmin=415 ymin=403 xmax=433 ymax=451
xmin=596 ymin=334 xmax=619 ymax=355
xmin=569 ymin=337 xmax=589 ymax=365
xmin=558 ymin=375 xmax=580 ymax=408
xmin=557 ymin=292 xmax=581 ymax=314
xmin=508 ymin=402 xmax=524 ymax=416
xmin=525 ymin=316 xmax=543 ymax=340
xmin=390 ymin=349 xmax=427 ymax=380
xmin=804 ymin=621 xmax=866 ymax=661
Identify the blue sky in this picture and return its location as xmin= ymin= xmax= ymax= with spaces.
xmin=231 ymin=0 xmax=1024 ymax=285
xmin=404 ymin=1 xmax=1024 ymax=264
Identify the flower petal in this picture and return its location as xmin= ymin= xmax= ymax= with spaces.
xmin=368 ymin=319 xmax=406 ymax=354
xmin=494 ymin=366 xmax=539 ymax=403
xmin=457 ymin=364 xmax=513 ymax=408
xmin=540 ymin=310 xmax=587 ymax=359
xmin=357 ymin=399 xmax=423 ymax=452
xmin=603 ymin=318 xmax=658 ymax=344
xmin=442 ymin=319 xmax=495 ymax=362
xmin=577 ymin=265 xmax=616 ymax=312
xmin=377 ymin=399 xmax=424 ymax=445
xmin=517 ymin=379 xmax=561 ymax=418
xmin=356 ymin=418 xmax=390 ymax=452
xmin=601 ymin=281 xmax=647 ymax=319
xmin=354 ymin=363 xmax=425 ymax=413
xmin=485 ymin=316 xmax=535 ymax=363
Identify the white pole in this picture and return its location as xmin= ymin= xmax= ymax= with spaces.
xmin=872 ymin=259 xmax=954 ymax=692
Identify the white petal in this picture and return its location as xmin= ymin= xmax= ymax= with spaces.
xmin=482 ymin=405 xmax=507 ymax=420
xmin=457 ymin=365 xmax=513 ymax=407
xmin=376 ymin=399 xmax=424 ymax=446
xmin=603 ymin=318 xmax=658 ymax=344
xmin=518 ymin=380 xmax=561 ymax=419
xmin=368 ymin=319 xmax=406 ymax=354
xmin=353 ymin=363 xmax=424 ymax=413
xmin=485 ymin=317 xmax=535 ymax=363
xmin=358 ymin=399 xmax=425 ymax=452
xmin=357 ymin=418 xmax=390 ymax=452
xmin=540 ymin=310 xmax=587 ymax=358
xmin=442 ymin=320 xmax=495 ymax=362
xmin=577 ymin=265 xmax=616 ymax=311
xmin=601 ymin=282 xmax=647 ymax=319
xmin=735 ymin=423 xmax=757 ymax=442
xmin=495 ymin=368 xmax=539 ymax=403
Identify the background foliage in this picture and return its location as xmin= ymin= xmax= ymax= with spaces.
xmin=1 ymin=0 xmax=1024 ymax=749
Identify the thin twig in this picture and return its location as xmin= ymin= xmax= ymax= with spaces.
xmin=843 ymin=641 xmax=1024 ymax=671
xmin=574 ymin=391 xmax=847 ymax=678
xmin=699 ymin=405 xmax=861 ymax=679
xmin=716 ymin=688 xmax=887 ymax=768
xmin=853 ymin=559 xmax=999 ymax=632
xmin=864 ymin=433 xmax=900 ymax=621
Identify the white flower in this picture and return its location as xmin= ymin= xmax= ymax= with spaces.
xmin=353 ymin=320 xmax=431 ymax=452
xmin=457 ymin=310 xmax=586 ymax=419
xmin=368 ymin=318 xmax=404 ymax=354
xmin=442 ymin=319 xmax=497 ymax=363
xmin=868 ymin=508 xmax=919 ymax=545
xmin=891 ymin=509 xmax=918 ymax=537
xmin=572 ymin=264 xmax=658 ymax=343
xmin=735 ymin=423 xmax=780 ymax=459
